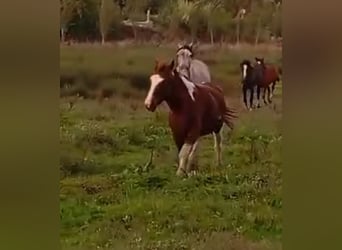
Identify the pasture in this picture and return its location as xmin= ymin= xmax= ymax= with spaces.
xmin=60 ymin=44 xmax=282 ymax=249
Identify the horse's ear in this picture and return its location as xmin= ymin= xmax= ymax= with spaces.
xmin=172 ymin=68 xmax=178 ymax=76
xmin=177 ymin=42 xmax=183 ymax=49
xmin=169 ymin=59 xmax=175 ymax=70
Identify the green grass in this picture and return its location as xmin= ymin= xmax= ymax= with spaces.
xmin=60 ymin=45 xmax=282 ymax=249
xmin=60 ymin=44 xmax=282 ymax=98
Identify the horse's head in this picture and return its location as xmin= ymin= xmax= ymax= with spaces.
xmin=240 ymin=59 xmax=252 ymax=82
xmin=144 ymin=59 xmax=175 ymax=112
xmin=252 ymin=60 xmax=264 ymax=83
xmin=255 ymin=57 xmax=264 ymax=65
xmin=175 ymin=43 xmax=194 ymax=78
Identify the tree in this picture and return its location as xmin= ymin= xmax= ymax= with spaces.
xmin=234 ymin=8 xmax=246 ymax=45
xmin=212 ymin=8 xmax=234 ymax=44
xmin=124 ymin=0 xmax=149 ymax=41
xmin=202 ymin=1 xmax=216 ymax=44
xmin=66 ymin=0 xmax=99 ymax=42
xmin=99 ymin=0 xmax=120 ymax=44
xmin=202 ymin=0 xmax=232 ymax=45
xmin=271 ymin=1 xmax=282 ymax=37
xmin=60 ymin=0 xmax=78 ymax=42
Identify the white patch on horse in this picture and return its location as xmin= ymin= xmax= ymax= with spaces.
xmin=242 ymin=64 xmax=247 ymax=79
xmin=144 ymin=74 xmax=164 ymax=108
xmin=177 ymin=143 xmax=193 ymax=176
xmin=256 ymin=61 xmax=262 ymax=64
xmin=180 ymin=75 xmax=196 ymax=101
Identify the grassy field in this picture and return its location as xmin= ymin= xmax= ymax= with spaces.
xmin=60 ymin=44 xmax=282 ymax=250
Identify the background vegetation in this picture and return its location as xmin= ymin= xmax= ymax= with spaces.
xmin=60 ymin=0 xmax=282 ymax=44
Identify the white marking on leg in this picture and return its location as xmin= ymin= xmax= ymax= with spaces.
xmin=144 ymin=74 xmax=164 ymax=109
xmin=242 ymin=65 xmax=247 ymax=79
xmin=179 ymin=76 xmax=196 ymax=101
xmin=177 ymin=143 xmax=193 ymax=176
xmin=186 ymin=140 xmax=199 ymax=174
xmin=213 ymin=132 xmax=222 ymax=166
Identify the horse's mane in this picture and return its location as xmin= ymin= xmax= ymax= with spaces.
xmin=172 ymin=69 xmax=196 ymax=101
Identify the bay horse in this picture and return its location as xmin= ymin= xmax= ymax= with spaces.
xmin=144 ymin=59 xmax=236 ymax=177
xmin=255 ymin=57 xmax=281 ymax=106
xmin=175 ymin=42 xmax=211 ymax=84
xmin=240 ymin=59 xmax=263 ymax=111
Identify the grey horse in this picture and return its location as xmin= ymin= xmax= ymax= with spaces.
xmin=175 ymin=43 xmax=211 ymax=84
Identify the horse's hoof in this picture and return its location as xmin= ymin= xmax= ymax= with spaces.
xmin=188 ymin=170 xmax=198 ymax=177
xmin=176 ymin=169 xmax=186 ymax=177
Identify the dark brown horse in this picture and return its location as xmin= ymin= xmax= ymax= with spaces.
xmin=240 ymin=59 xmax=263 ymax=111
xmin=144 ymin=59 xmax=236 ymax=177
xmin=254 ymin=57 xmax=281 ymax=106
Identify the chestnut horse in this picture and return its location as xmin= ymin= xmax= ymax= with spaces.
xmin=255 ymin=57 xmax=281 ymax=106
xmin=144 ymin=59 xmax=236 ymax=177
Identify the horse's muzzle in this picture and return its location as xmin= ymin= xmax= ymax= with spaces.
xmin=145 ymin=103 xmax=156 ymax=112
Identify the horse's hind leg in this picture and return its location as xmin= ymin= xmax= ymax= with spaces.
xmin=268 ymin=85 xmax=273 ymax=103
xmin=213 ymin=131 xmax=222 ymax=166
xmin=270 ymin=81 xmax=276 ymax=99
xmin=263 ymin=87 xmax=269 ymax=105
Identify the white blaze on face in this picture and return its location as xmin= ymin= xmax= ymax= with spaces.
xmin=144 ymin=74 xmax=164 ymax=108
xmin=256 ymin=61 xmax=262 ymax=64
xmin=242 ymin=64 xmax=247 ymax=79
xmin=179 ymin=76 xmax=195 ymax=101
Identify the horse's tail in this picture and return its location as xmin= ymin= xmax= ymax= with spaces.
xmin=207 ymin=83 xmax=237 ymax=130
xmin=222 ymin=105 xmax=237 ymax=130
xmin=277 ymin=66 xmax=282 ymax=81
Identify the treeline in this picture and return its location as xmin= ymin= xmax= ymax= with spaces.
xmin=60 ymin=0 xmax=282 ymax=44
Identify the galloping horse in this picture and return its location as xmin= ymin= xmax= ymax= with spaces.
xmin=240 ymin=59 xmax=263 ymax=110
xmin=254 ymin=57 xmax=281 ymax=106
xmin=175 ymin=42 xmax=211 ymax=84
xmin=144 ymin=59 xmax=236 ymax=177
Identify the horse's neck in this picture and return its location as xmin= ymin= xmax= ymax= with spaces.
xmin=165 ymin=77 xmax=193 ymax=112
xmin=177 ymin=70 xmax=190 ymax=80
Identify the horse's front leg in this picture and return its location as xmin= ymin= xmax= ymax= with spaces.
xmin=249 ymin=86 xmax=254 ymax=110
xmin=242 ymin=85 xmax=248 ymax=110
xmin=176 ymin=142 xmax=193 ymax=176
xmin=177 ymin=123 xmax=201 ymax=176
xmin=257 ymin=85 xmax=262 ymax=108
xmin=186 ymin=140 xmax=199 ymax=176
